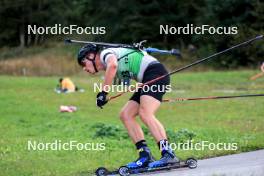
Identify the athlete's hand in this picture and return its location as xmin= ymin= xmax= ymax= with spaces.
xmin=96 ymin=91 xmax=108 ymax=109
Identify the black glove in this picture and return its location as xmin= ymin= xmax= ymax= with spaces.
xmin=96 ymin=91 xmax=108 ymax=108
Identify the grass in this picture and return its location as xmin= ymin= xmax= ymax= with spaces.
xmin=0 ymin=70 xmax=264 ymax=176
xmin=0 ymin=42 xmax=259 ymax=76
xmin=0 ymin=43 xmax=80 ymax=76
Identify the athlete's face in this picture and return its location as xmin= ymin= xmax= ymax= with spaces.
xmin=82 ymin=53 xmax=96 ymax=74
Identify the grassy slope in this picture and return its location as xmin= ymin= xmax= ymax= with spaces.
xmin=0 ymin=70 xmax=264 ymax=176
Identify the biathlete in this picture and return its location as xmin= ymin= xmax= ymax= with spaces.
xmin=77 ymin=44 xmax=179 ymax=169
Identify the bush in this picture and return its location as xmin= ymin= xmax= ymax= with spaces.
xmin=167 ymin=128 xmax=196 ymax=143
xmin=91 ymin=123 xmax=129 ymax=139
xmin=91 ymin=123 xmax=197 ymax=146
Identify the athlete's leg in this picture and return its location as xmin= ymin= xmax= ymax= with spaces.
xmin=138 ymin=95 xmax=167 ymax=142
xmin=138 ymin=95 xmax=180 ymax=168
xmin=120 ymin=100 xmax=155 ymax=169
xmin=119 ymin=100 xmax=144 ymax=143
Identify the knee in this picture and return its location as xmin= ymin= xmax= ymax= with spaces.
xmin=119 ymin=109 xmax=134 ymax=122
xmin=139 ymin=107 xmax=152 ymax=124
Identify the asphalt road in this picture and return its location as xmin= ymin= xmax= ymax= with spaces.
xmin=143 ymin=150 xmax=264 ymax=176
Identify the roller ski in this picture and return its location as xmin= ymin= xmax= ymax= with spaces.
xmin=95 ymin=158 xmax=197 ymax=176
xmin=95 ymin=146 xmax=153 ymax=176
xmin=118 ymin=148 xmax=197 ymax=176
xmin=117 ymin=158 xmax=197 ymax=176
xmin=95 ymin=149 xmax=197 ymax=176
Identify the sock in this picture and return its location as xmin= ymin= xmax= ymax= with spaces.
xmin=157 ymin=139 xmax=169 ymax=151
xmin=135 ymin=140 xmax=148 ymax=150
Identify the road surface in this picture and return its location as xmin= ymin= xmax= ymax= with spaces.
xmin=143 ymin=150 xmax=264 ymax=176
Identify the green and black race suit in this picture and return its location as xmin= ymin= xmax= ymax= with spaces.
xmin=99 ymin=48 xmax=158 ymax=82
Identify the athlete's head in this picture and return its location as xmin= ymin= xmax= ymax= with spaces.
xmin=77 ymin=44 xmax=100 ymax=74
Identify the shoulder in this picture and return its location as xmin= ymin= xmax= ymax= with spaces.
xmin=100 ymin=48 xmax=118 ymax=66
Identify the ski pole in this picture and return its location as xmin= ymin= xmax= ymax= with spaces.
xmin=108 ymin=35 xmax=263 ymax=101
xmin=144 ymin=35 xmax=264 ymax=85
xmin=162 ymin=94 xmax=264 ymax=102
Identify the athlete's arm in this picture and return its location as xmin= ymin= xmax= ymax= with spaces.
xmin=103 ymin=55 xmax=118 ymax=92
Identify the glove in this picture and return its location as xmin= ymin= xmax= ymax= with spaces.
xmin=96 ymin=91 xmax=108 ymax=108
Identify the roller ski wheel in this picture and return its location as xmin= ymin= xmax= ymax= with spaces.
xmin=95 ymin=167 xmax=109 ymax=176
xmin=185 ymin=158 xmax=197 ymax=169
xmin=118 ymin=166 xmax=130 ymax=176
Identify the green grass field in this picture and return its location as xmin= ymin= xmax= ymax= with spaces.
xmin=1 ymin=70 xmax=264 ymax=176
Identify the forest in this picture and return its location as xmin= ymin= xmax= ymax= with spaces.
xmin=0 ymin=0 xmax=263 ymax=68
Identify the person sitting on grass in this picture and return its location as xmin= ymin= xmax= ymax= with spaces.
xmin=57 ymin=77 xmax=78 ymax=93
xmin=76 ymin=44 xmax=179 ymax=169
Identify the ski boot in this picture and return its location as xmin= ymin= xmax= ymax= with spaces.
xmin=148 ymin=149 xmax=180 ymax=168
xmin=126 ymin=147 xmax=155 ymax=169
